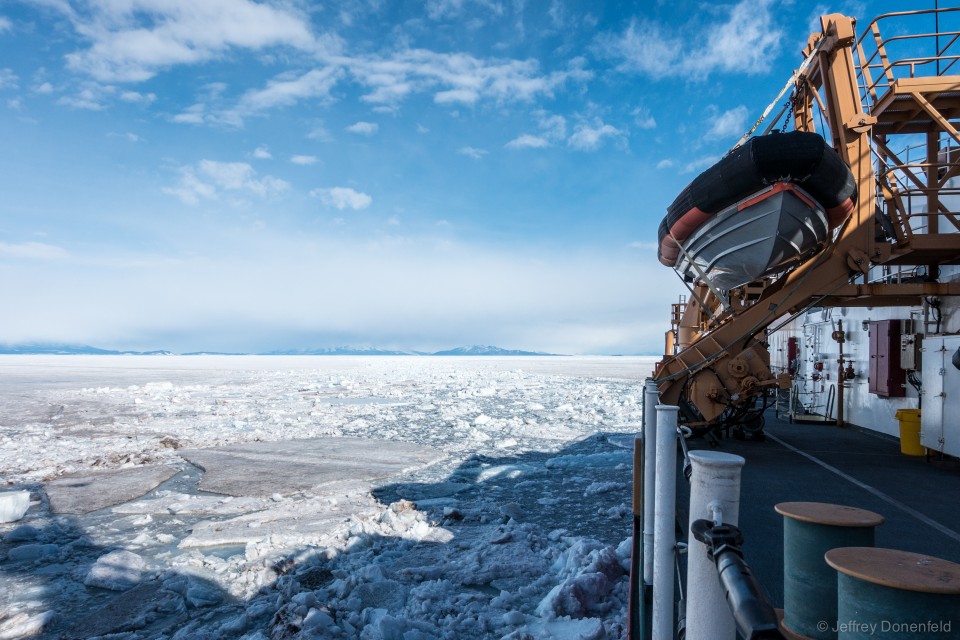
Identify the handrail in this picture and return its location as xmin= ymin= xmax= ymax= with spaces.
xmin=852 ymin=7 xmax=960 ymax=109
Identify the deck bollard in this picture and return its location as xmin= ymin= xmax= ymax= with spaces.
xmin=825 ymin=547 xmax=960 ymax=640
xmin=643 ymin=378 xmax=659 ymax=588
xmin=684 ymin=450 xmax=746 ymax=640
xmin=776 ymin=502 xmax=884 ymax=640
xmin=652 ymin=404 xmax=678 ymax=640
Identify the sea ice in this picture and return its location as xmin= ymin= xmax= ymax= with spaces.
xmin=0 ymin=355 xmax=655 ymax=639
xmin=45 ymin=465 xmax=180 ymax=514
xmin=179 ymin=437 xmax=443 ymax=497
xmin=0 ymin=490 xmax=30 ymax=523
xmin=85 ymin=549 xmax=146 ymax=590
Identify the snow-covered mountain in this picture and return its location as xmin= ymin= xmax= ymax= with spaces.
xmin=431 ymin=345 xmax=555 ymax=356
xmin=0 ymin=343 xmax=556 ymax=356
xmin=0 ymin=343 xmax=172 ymax=355
xmin=261 ymin=346 xmax=418 ymax=356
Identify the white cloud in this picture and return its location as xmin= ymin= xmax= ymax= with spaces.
xmin=434 ymin=87 xmax=480 ymax=105
xmin=34 ymin=82 xmax=54 ymax=94
xmin=568 ymin=120 xmax=625 ymax=151
xmin=290 ymin=155 xmax=318 ymax=165
xmin=346 ymin=121 xmax=378 ymax=136
xmin=598 ymin=0 xmax=781 ymax=80
xmin=682 ymin=155 xmax=720 ymax=174
xmin=505 ymin=134 xmax=549 ymax=149
xmin=307 ymin=126 xmax=331 ymax=141
xmin=59 ymin=0 xmax=319 ymax=82
xmin=426 ymin=0 xmax=504 ymax=20
xmin=705 ymin=105 xmax=748 ymax=140
xmin=164 ymin=160 xmax=289 ymax=205
xmin=120 ymin=90 xmax=156 ymax=104
xmin=0 ymin=241 xmax=69 ymax=261
xmin=632 ymin=106 xmax=656 ymax=129
xmin=348 ymin=50 xmax=591 ymax=107
xmin=629 ymin=241 xmax=658 ymax=251
xmin=0 ymin=68 xmax=18 ymax=90
xmin=537 ymin=112 xmax=567 ymax=140
xmin=58 ymin=86 xmax=108 ymax=110
xmin=0 ymin=17 xmax=11 ymax=34
xmin=458 ymin=146 xmax=487 ymax=159
xmin=232 ymin=67 xmax=342 ymax=119
xmin=253 ymin=145 xmax=272 ymax=159
xmin=656 ymin=159 xmax=675 ymax=170
xmin=311 ymin=187 xmax=373 ymax=210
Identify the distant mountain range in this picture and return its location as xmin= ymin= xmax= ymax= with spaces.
xmin=0 ymin=343 xmax=558 ymax=356
xmin=0 ymin=343 xmax=174 ymax=356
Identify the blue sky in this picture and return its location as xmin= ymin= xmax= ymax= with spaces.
xmin=0 ymin=0 xmax=911 ymax=354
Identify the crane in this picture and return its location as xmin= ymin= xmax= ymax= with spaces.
xmin=654 ymin=9 xmax=960 ymax=439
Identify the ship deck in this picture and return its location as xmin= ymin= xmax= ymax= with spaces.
xmin=675 ymin=409 xmax=960 ymax=606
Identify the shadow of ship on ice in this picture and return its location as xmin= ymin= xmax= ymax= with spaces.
xmin=1 ymin=432 xmax=637 ymax=639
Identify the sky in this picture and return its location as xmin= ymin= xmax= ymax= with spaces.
xmin=0 ymin=0 xmax=917 ymax=354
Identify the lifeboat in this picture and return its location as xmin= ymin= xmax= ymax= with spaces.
xmin=658 ymin=131 xmax=857 ymax=291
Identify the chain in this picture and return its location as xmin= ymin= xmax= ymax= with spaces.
xmin=781 ymin=84 xmax=800 ymax=133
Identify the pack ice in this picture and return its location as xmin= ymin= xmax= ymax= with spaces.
xmin=0 ymin=355 xmax=655 ymax=639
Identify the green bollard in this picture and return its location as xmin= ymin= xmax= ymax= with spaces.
xmin=776 ymin=502 xmax=884 ymax=640
xmin=826 ymin=547 xmax=960 ymax=639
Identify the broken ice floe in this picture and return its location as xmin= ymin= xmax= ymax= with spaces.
xmin=0 ymin=490 xmax=31 ymax=523
xmin=45 ymin=465 xmax=179 ymax=514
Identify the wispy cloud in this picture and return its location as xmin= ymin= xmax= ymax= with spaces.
xmin=346 ymin=121 xmax=378 ymax=136
xmin=682 ymin=155 xmax=720 ymax=174
xmin=632 ymin=106 xmax=656 ymax=129
xmin=505 ymin=134 xmax=550 ymax=149
xmin=458 ymin=146 xmax=487 ymax=159
xmin=348 ymin=50 xmax=591 ymax=107
xmin=0 ymin=241 xmax=69 ymax=261
xmin=58 ymin=0 xmax=320 ymax=82
xmin=253 ymin=145 xmax=272 ymax=159
xmin=0 ymin=68 xmax=18 ymax=90
xmin=0 ymin=17 xmax=11 ymax=34
xmin=290 ymin=155 xmax=318 ymax=165
xmin=119 ymin=90 xmax=156 ymax=104
xmin=426 ymin=0 xmax=505 ymax=20
xmin=310 ymin=187 xmax=372 ymax=210
xmin=231 ymin=67 xmax=342 ymax=119
xmin=568 ymin=119 xmax=625 ymax=151
xmin=597 ymin=0 xmax=781 ymax=80
xmin=705 ymin=105 xmax=748 ymax=140
xmin=58 ymin=85 xmax=109 ymax=110
xmin=164 ymin=160 xmax=289 ymax=205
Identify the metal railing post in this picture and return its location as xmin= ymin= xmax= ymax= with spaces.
xmin=652 ymin=404 xmax=678 ymax=640
xmin=643 ymin=379 xmax=659 ymax=587
xmin=684 ymin=450 xmax=746 ymax=640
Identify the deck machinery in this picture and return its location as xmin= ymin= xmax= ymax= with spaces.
xmin=656 ymin=8 xmax=960 ymax=438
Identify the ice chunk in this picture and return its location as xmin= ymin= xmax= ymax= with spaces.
xmin=7 ymin=543 xmax=59 ymax=562
xmin=0 ymin=491 xmax=30 ymax=523
xmin=85 ymin=549 xmax=145 ymax=590
xmin=4 ymin=524 xmax=42 ymax=542
xmin=179 ymin=437 xmax=442 ymax=497
xmin=46 ymin=465 xmax=179 ymax=514
xmin=0 ymin=611 xmax=57 ymax=639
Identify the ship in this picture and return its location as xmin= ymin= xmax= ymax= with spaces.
xmin=633 ymin=7 xmax=960 ymax=640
